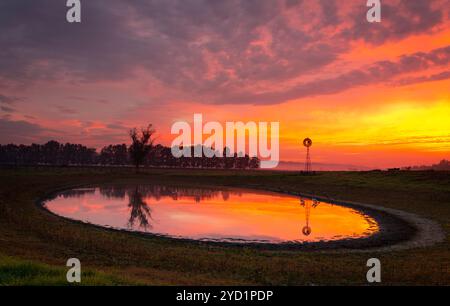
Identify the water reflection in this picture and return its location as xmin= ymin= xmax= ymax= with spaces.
xmin=300 ymin=197 xmax=320 ymax=236
xmin=60 ymin=185 xmax=241 ymax=231
xmin=65 ymin=185 xmax=237 ymax=203
xmin=127 ymin=187 xmax=152 ymax=230
xmin=45 ymin=184 xmax=379 ymax=243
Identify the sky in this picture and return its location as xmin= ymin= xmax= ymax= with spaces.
xmin=0 ymin=0 xmax=449 ymax=169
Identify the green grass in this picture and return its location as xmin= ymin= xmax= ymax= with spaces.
xmin=0 ymin=253 xmax=131 ymax=285
xmin=0 ymin=167 xmax=449 ymax=285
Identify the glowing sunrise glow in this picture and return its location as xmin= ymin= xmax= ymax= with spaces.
xmin=0 ymin=0 xmax=449 ymax=169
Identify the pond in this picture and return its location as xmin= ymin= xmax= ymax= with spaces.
xmin=43 ymin=184 xmax=379 ymax=244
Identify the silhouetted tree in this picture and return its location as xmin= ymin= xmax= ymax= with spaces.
xmin=100 ymin=144 xmax=128 ymax=165
xmin=0 ymin=141 xmax=97 ymax=166
xmin=128 ymin=124 xmax=155 ymax=172
xmin=249 ymin=156 xmax=260 ymax=169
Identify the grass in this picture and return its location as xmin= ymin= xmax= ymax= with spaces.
xmin=0 ymin=253 xmax=132 ymax=285
xmin=0 ymin=167 xmax=449 ymax=285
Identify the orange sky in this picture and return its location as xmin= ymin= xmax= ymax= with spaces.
xmin=0 ymin=0 xmax=449 ymax=169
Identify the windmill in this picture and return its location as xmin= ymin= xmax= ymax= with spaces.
xmin=303 ymin=137 xmax=312 ymax=173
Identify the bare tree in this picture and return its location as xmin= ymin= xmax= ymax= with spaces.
xmin=129 ymin=124 xmax=155 ymax=172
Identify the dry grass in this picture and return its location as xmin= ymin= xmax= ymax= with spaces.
xmin=0 ymin=167 xmax=449 ymax=285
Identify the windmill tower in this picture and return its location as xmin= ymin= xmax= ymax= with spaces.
xmin=303 ymin=138 xmax=312 ymax=173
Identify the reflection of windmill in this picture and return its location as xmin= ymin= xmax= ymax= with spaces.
xmin=303 ymin=138 xmax=312 ymax=173
xmin=300 ymin=197 xmax=320 ymax=236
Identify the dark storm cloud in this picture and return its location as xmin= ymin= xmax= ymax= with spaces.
xmin=0 ymin=0 xmax=448 ymax=105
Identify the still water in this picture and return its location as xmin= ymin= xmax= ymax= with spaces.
xmin=43 ymin=185 xmax=379 ymax=243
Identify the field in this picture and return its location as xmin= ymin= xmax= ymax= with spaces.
xmin=0 ymin=167 xmax=449 ymax=285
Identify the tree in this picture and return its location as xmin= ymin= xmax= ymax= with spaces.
xmin=129 ymin=124 xmax=155 ymax=172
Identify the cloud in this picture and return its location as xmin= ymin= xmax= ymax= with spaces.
xmin=394 ymin=70 xmax=450 ymax=86
xmin=0 ymin=94 xmax=21 ymax=105
xmin=333 ymin=135 xmax=450 ymax=147
xmin=342 ymin=0 xmax=445 ymax=44
xmin=0 ymin=0 xmax=448 ymax=106
xmin=0 ymin=117 xmax=128 ymax=147
xmin=211 ymin=45 xmax=450 ymax=104
xmin=56 ymin=105 xmax=78 ymax=115
xmin=0 ymin=118 xmax=45 ymax=144
xmin=106 ymin=122 xmax=128 ymax=130
xmin=0 ymin=105 xmax=15 ymax=113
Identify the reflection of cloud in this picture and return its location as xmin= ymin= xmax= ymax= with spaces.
xmin=197 ymin=233 xmax=282 ymax=243
xmin=104 ymin=203 xmax=125 ymax=210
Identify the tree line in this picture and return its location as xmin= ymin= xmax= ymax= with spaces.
xmin=401 ymin=159 xmax=450 ymax=171
xmin=0 ymin=125 xmax=260 ymax=170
